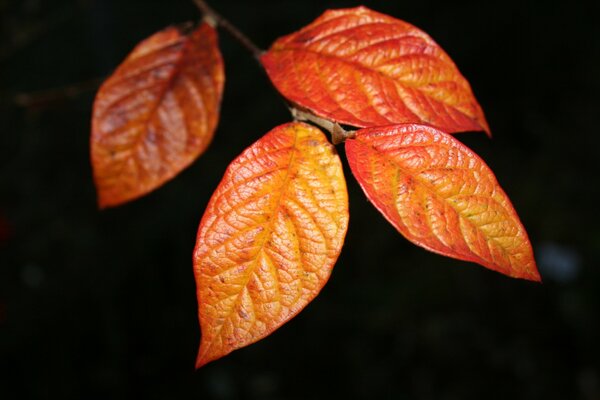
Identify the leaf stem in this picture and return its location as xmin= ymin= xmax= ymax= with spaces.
xmin=192 ymin=0 xmax=354 ymax=145
xmin=2 ymin=76 xmax=104 ymax=108
xmin=192 ymin=0 xmax=264 ymax=60
xmin=290 ymin=107 xmax=356 ymax=145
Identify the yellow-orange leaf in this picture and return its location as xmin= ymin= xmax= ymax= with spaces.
xmin=261 ymin=7 xmax=489 ymax=135
xmin=193 ymin=122 xmax=349 ymax=367
xmin=91 ymin=23 xmax=224 ymax=208
xmin=345 ymin=124 xmax=539 ymax=281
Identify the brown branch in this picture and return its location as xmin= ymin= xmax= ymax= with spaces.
xmin=6 ymin=77 xmax=104 ymax=108
xmin=191 ymin=0 xmax=353 ymax=146
xmin=290 ymin=107 xmax=356 ymax=145
xmin=192 ymin=0 xmax=264 ymax=60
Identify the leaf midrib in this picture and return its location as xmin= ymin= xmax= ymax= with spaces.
xmin=200 ymin=130 xmax=300 ymax=362
xmin=355 ymin=137 xmax=516 ymax=270
xmin=271 ymin=46 xmax=483 ymax=131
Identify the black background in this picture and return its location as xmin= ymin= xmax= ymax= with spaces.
xmin=1 ymin=0 xmax=599 ymax=399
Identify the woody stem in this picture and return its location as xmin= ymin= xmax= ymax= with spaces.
xmin=192 ymin=0 xmax=264 ymax=60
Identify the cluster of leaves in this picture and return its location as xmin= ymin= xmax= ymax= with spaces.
xmin=90 ymin=4 xmax=539 ymax=368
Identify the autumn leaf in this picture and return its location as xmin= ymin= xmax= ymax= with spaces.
xmin=261 ymin=6 xmax=489 ymax=135
xmin=345 ymin=124 xmax=538 ymax=281
xmin=193 ymin=122 xmax=349 ymax=367
xmin=91 ymin=22 xmax=224 ymax=208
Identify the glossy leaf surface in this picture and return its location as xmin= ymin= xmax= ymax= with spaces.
xmin=91 ymin=23 xmax=224 ymax=208
xmin=346 ymin=124 xmax=538 ymax=281
xmin=262 ymin=7 xmax=489 ymax=134
xmin=193 ymin=122 xmax=349 ymax=367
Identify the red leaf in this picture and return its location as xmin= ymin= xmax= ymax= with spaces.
xmin=193 ymin=122 xmax=349 ymax=367
xmin=261 ymin=6 xmax=489 ymax=135
xmin=345 ymin=124 xmax=539 ymax=281
xmin=91 ymin=23 xmax=224 ymax=208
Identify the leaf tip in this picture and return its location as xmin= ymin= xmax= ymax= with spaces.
xmin=523 ymin=266 xmax=542 ymax=283
xmin=194 ymin=345 xmax=208 ymax=369
xmin=95 ymin=191 xmax=125 ymax=210
xmin=482 ymin=122 xmax=492 ymax=138
xmin=195 ymin=340 xmax=224 ymax=369
xmin=96 ymin=195 xmax=109 ymax=210
xmin=501 ymin=256 xmax=541 ymax=282
xmin=475 ymin=111 xmax=492 ymax=138
xmin=194 ymin=355 xmax=208 ymax=370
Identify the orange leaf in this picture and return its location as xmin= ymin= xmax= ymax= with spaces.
xmin=345 ymin=124 xmax=539 ymax=281
xmin=261 ymin=7 xmax=489 ymax=135
xmin=91 ymin=23 xmax=224 ymax=208
xmin=193 ymin=122 xmax=349 ymax=367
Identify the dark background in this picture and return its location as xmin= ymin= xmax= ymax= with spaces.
xmin=1 ymin=0 xmax=598 ymax=399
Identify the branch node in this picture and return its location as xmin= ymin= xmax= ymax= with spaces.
xmin=193 ymin=0 xmax=263 ymax=60
xmin=202 ymin=14 xmax=218 ymax=28
xmin=290 ymin=107 xmax=355 ymax=144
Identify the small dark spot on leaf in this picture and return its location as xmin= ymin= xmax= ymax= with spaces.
xmin=295 ymin=33 xmax=317 ymax=43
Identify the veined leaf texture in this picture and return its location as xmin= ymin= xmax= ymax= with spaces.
xmin=346 ymin=124 xmax=539 ymax=281
xmin=89 ymin=3 xmax=540 ymax=368
xmin=193 ymin=122 xmax=349 ymax=367
xmin=262 ymin=7 xmax=490 ymax=134
xmin=91 ymin=23 xmax=224 ymax=208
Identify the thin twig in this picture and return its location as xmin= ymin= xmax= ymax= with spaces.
xmin=5 ymin=77 xmax=104 ymax=108
xmin=290 ymin=107 xmax=356 ymax=145
xmin=192 ymin=0 xmax=264 ymax=60
xmin=191 ymin=0 xmax=353 ymax=145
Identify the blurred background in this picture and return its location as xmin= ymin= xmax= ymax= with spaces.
xmin=1 ymin=0 xmax=599 ymax=399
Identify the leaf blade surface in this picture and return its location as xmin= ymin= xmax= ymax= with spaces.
xmin=262 ymin=6 xmax=489 ymax=134
xmin=91 ymin=23 xmax=224 ymax=208
xmin=194 ymin=122 xmax=349 ymax=367
xmin=345 ymin=124 xmax=538 ymax=280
